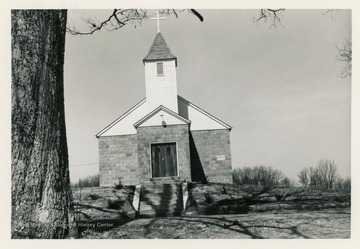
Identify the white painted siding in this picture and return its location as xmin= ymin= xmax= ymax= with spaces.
xmin=98 ymin=96 xmax=231 ymax=137
xmin=138 ymin=109 xmax=188 ymax=128
xmin=145 ymin=60 xmax=178 ymax=113
xmin=178 ymin=97 xmax=231 ymax=131
xmin=100 ymin=100 xmax=148 ymax=136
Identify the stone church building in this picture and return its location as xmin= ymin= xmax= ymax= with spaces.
xmin=96 ymin=32 xmax=233 ymax=186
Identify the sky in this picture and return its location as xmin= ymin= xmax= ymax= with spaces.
xmin=64 ymin=9 xmax=351 ymax=183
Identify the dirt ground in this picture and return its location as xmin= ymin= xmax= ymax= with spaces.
xmin=80 ymin=208 xmax=350 ymax=239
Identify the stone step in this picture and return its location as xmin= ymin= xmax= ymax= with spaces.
xmin=141 ymin=191 xmax=182 ymax=198
xmin=140 ymin=198 xmax=182 ymax=207
xmin=142 ymin=182 xmax=183 ymax=188
xmin=139 ymin=208 xmax=184 ymax=218
xmin=140 ymin=193 xmax=183 ymax=202
xmin=140 ymin=194 xmax=182 ymax=203
xmin=142 ymin=177 xmax=185 ymax=185
xmin=138 ymin=179 xmax=185 ymax=217
xmin=143 ymin=188 xmax=180 ymax=194
xmin=142 ymin=181 xmax=184 ymax=186
xmin=139 ymin=202 xmax=183 ymax=212
xmin=150 ymin=176 xmax=180 ymax=181
xmin=143 ymin=182 xmax=182 ymax=187
xmin=142 ymin=186 xmax=182 ymax=195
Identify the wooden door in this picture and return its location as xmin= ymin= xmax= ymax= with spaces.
xmin=151 ymin=143 xmax=177 ymax=177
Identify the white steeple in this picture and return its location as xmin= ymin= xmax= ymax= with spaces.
xmin=143 ymin=32 xmax=178 ymax=113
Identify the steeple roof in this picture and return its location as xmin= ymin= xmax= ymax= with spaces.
xmin=143 ymin=32 xmax=177 ymax=66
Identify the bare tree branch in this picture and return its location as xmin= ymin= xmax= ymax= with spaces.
xmin=113 ymin=9 xmax=125 ymax=25
xmin=252 ymin=9 xmax=285 ymax=28
xmin=173 ymin=9 xmax=178 ymax=18
xmin=67 ymin=9 xmax=150 ymax=35
xmin=298 ymin=168 xmax=310 ymax=188
xmin=322 ymin=9 xmax=341 ymax=20
xmin=253 ymin=9 xmax=351 ymax=79
xmin=67 ymin=9 xmax=203 ymax=35
xmin=190 ymin=9 xmax=204 ymax=22
xmin=336 ymin=40 xmax=352 ymax=78
xmin=317 ymin=159 xmax=337 ymax=189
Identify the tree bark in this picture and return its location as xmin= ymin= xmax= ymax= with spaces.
xmin=11 ymin=10 xmax=75 ymax=239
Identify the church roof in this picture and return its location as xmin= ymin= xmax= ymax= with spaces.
xmin=133 ymin=105 xmax=190 ymax=128
xmin=143 ymin=32 xmax=177 ymax=66
xmin=96 ymin=95 xmax=232 ymax=138
xmin=178 ymin=96 xmax=232 ymax=131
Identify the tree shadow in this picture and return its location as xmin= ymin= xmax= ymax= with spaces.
xmin=76 ymin=211 xmax=91 ymax=219
xmin=75 ymin=203 xmax=123 ymax=215
xmin=289 ymin=225 xmax=311 ymax=239
xmin=142 ymin=218 xmax=158 ymax=236
xmin=74 ymin=203 xmax=136 ymax=237
xmin=77 ymin=218 xmax=134 ymax=234
xmin=250 ymin=221 xmax=312 ymax=239
xmin=170 ymin=215 xmax=313 ymax=239
xmin=170 ymin=216 xmax=263 ymax=239
xmin=140 ymin=182 xmax=183 ymax=218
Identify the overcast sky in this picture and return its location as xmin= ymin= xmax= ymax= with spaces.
xmin=64 ymin=9 xmax=351 ymax=183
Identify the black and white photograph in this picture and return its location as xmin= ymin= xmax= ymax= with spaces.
xmin=2 ymin=0 xmax=359 ymax=245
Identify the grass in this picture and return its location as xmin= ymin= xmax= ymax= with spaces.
xmin=72 ymin=174 xmax=100 ymax=188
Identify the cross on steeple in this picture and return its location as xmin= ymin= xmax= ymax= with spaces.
xmin=150 ymin=11 xmax=166 ymax=33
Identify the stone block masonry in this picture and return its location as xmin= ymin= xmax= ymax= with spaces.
xmin=136 ymin=124 xmax=191 ymax=182
xmin=98 ymin=127 xmax=232 ymax=186
xmin=98 ymin=135 xmax=139 ymax=186
xmin=190 ymin=129 xmax=233 ymax=184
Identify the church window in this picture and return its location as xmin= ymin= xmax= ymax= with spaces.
xmin=157 ymin=62 xmax=164 ymax=76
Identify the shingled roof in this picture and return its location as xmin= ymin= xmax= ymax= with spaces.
xmin=143 ymin=32 xmax=177 ymax=66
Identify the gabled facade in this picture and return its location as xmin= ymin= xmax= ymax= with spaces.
xmin=96 ymin=32 xmax=233 ymax=186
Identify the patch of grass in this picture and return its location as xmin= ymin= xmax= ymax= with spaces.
xmin=72 ymin=174 xmax=100 ymax=188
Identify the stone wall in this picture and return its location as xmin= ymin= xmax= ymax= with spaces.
xmin=98 ymin=127 xmax=232 ymax=186
xmin=136 ymin=124 xmax=191 ymax=182
xmin=190 ymin=130 xmax=233 ymax=183
xmin=98 ymin=135 xmax=139 ymax=186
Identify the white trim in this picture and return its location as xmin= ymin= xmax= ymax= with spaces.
xmin=178 ymin=95 xmax=232 ymax=131
xmin=134 ymin=105 xmax=190 ymax=128
xmin=182 ymin=182 xmax=188 ymax=210
xmin=96 ymin=95 xmax=232 ymax=138
xmin=189 ymin=128 xmax=231 ymax=132
xmin=132 ymin=185 xmax=142 ymax=211
xmin=96 ymin=98 xmax=146 ymax=138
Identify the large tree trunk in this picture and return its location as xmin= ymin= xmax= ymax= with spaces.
xmin=11 ymin=10 xmax=75 ymax=239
